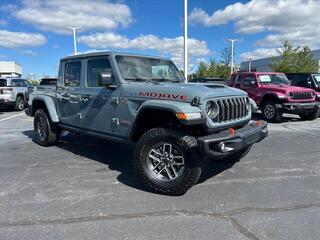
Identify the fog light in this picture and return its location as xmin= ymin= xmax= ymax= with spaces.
xmin=216 ymin=142 xmax=234 ymax=153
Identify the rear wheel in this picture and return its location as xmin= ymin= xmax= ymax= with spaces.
xmin=33 ymin=109 xmax=59 ymax=146
xmin=261 ymin=100 xmax=282 ymax=123
xmin=14 ymin=96 xmax=25 ymax=111
xmin=299 ymin=110 xmax=319 ymax=121
xmin=133 ymin=128 xmax=202 ymax=195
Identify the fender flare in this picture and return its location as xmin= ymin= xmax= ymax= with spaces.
xmin=32 ymin=96 xmax=59 ymax=122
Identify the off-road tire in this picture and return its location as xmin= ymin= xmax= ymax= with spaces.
xmin=33 ymin=109 xmax=58 ymax=146
xmin=14 ymin=96 xmax=25 ymax=111
xmin=220 ymin=146 xmax=252 ymax=163
xmin=133 ymin=128 xmax=202 ymax=196
xmin=299 ymin=110 xmax=319 ymax=121
xmin=261 ymin=100 xmax=282 ymax=123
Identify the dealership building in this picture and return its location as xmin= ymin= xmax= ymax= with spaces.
xmin=240 ymin=49 xmax=320 ymax=73
xmin=0 ymin=61 xmax=23 ymax=78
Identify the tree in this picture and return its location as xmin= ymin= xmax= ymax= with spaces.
xmin=195 ymin=61 xmax=208 ymax=78
xmin=30 ymin=80 xmax=39 ymax=86
xmin=271 ymin=41 xmax=318 ymax=73
xmin=294 ymin=46 xmax=318 ymax=73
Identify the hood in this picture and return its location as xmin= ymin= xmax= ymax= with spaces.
xmin=121 ymin=82 xmax=247 ymax=103
xmin=260 ymin=84 xmax=315 ymax=94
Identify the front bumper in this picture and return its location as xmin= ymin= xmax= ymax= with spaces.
xmin=279 ymin=102 xmax=320 ymax=114
xmin=197 ymin=120 xmax=268 ymax=159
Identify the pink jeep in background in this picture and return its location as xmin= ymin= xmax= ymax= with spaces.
xmin=227 ymin=72 xmax=320 ymax=122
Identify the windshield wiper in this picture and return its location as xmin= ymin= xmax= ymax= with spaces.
xmin=125 ymin=77 xmax=159 ymax=84
xmin=151 ymin=78 xmax=180 ymax=83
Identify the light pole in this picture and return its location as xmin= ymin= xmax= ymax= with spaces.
xmin=184 ymin=0 xmax=188 ymax=82
xmin=226 ymin=39 xmax=240 ymax=74
xmin=248 ymin=57 xmax=253 ymax=72
xmin=65 ymin=27 xmax=82 ymax=55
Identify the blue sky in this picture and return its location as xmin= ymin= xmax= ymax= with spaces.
xmin=1 ymin=0 xmax=319 ymax=79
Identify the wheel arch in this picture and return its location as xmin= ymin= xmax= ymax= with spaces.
xmin=31 ymin=96 xmax=59 ymax=122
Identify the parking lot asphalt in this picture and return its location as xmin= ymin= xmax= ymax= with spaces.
xmin=0 ymin=109 xmax=319 ymax=240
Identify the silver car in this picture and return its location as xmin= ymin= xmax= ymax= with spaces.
xmin=0 ymin=78 xmax=33 ymax=111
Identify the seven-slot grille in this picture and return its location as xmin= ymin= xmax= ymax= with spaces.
xmin=290 ymin=92 xmax=313 ymax=100
xmin=210 ymin=97 xmax=249 ymax=122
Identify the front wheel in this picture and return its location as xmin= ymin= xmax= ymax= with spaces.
xmin=33 ymin=109 xmax=59 ymax=146
xmin=133 ymin=128 xmax=202 ymax=196
xmin=261 ymin=100 xmax=282 ymax=123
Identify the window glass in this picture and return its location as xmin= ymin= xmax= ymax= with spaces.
xmin=258 ymin=74 xmax=289 ymax=85
xmin=115 ymin=55 xmax=183 ymax=82
xmin=25 ymin=80 xmax=33 ymax=87
xmin=243 ymin=76 xmax=255 ymax=86
xmin=11 ymin=79 xmax=22 ymax=87
xmin=313 ymin=74 xmax=320 ymax=83
xmin=40 ymin=78 xmax=57 ymax=85
xmin=87 ymin=58 xmax=112 ymax=87
xmin=64 ymin=62 xmax=81 ymax=86
xmin=0 ymin=79 xmax=7 ymax=87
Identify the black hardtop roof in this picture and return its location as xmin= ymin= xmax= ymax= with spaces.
xmin=60 ymin=51 xmax=171 ymax=61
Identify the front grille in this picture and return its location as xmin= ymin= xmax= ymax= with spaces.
xmin=291 ymin=92 xmax=312 ymax=100
xmin=211 ymin=97 xmax=249 ymax=123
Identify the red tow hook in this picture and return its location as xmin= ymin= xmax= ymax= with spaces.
xmin=229 ymin=128 xmax=235 ymax=136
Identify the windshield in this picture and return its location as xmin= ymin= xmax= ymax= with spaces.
xmin=313 ymin=74 xmax=320 ymax=84
xmin=0 ymin=79 xmax=7 ymax=87
xmin=258 ymin=74 xmax=290 ymax=85
xmin=115 ymin=55 xmax=183 ymax=83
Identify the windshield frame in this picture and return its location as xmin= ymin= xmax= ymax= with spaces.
xmin=257 ymin=73 xmax=290 ymax=85
xmin=114 ymin=55 xmax=184 ymax=83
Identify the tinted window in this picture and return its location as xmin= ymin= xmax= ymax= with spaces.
xmin=0 ymin=79 xmax=7 ymax=87
xmin=11 ymin=79 xmax=23 ymax=87
xmin=64 ymin=62 xmax=81 ymax=86
xmin=243 ymin=76 xmax=255 ymax=86
xmin=87 ymin=58 xmax=112 ymax=87
xmin=40 ymin=78 xmax=57 ymax=85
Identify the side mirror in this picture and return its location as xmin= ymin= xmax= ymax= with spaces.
xmin=249 ymin=80 xmax=257 ymax=87
xmin=98 ymin=70 xmax=114 ymax=86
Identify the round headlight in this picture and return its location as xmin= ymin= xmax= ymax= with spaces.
xmin=311 ymin=92 xmax=315 ymax=98
xmin=205 ymin=101 xmax=219 ymax=118
xmin=288 ymin=92 xmax=294 ymax=98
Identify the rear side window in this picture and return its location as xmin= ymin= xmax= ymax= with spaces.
xmin=64 ymin=61 xmax=81 ymax=86
xmin=0 ymin=79 xmax=7 ymax=87
xmin=40 ymin=78 xmax=57 ymax=85
xmin=87 ymin=58 xmax=112 ymax=87
xmin=11 ymin=79 xmax=23 ymax=87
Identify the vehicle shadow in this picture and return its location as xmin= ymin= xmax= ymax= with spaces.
xmin=22 ymin=130 xmax=235 ymax=193
xmin=252 ymin=112 xmax=301 ymax=123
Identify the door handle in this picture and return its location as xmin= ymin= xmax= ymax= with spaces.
xmin=81 ymin=95 xmax=91 ymax=102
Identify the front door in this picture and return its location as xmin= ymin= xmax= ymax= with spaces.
xmin=80 ymin=56 xmax=119 ymax=135
xmin=242 ymin=74 xmax=258 ymax=101
xmin=56 ymin=60 xmax=83 ymax=127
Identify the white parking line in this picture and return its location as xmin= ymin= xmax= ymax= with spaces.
xmin=0 ymin=113 xmax=25 ymax=122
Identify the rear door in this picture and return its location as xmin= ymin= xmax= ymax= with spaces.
xmin=56 ymin=60 xmax=83 ymax=127
xmin=80 ymin=56 xmax=119 ymax=135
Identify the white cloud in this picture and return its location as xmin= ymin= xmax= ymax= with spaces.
xmin=240 ymin=48 xmax=280 ymax=61
xmin=189 ymin=0 xmax=320 ymax=48
xmin=21 ymin=50 xmax=38 ymax=55
xmin=9 ymin=0 xmax=132 ymax=34
xmin=78 ymin=33 xmax=211 ymax=70
xmin=0 ymin=30 xmax=46 ymax=48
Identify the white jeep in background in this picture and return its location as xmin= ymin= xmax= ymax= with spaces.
xmin=0 ymin=78 xmax=33 ymax=111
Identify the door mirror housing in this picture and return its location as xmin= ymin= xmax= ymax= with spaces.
xmin=98 ymin=70 xmax=114 ymax=86
xmin=249 ymin=80 xmax=257 ymax=87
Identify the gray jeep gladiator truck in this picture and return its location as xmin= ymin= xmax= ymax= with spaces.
xmin=26 ymin=52 xmax=268 ymax=195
